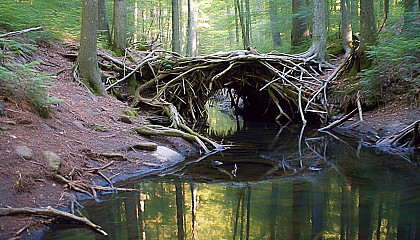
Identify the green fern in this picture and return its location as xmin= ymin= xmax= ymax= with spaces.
xmin=0 ymin=39 xmax=62 ymax=117
xmin=359 ymin=13 xmax=420 ymax=107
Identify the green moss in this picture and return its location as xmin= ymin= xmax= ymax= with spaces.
xmin=128 ymin=75 xmax=139 ymax=96
xmin=120 ymin=108 xmax=138 ymax=117
xmin=327 ymin=42 xmax=344 ymax=56
xmin=91 ymin=125 xmax=107 ymax=132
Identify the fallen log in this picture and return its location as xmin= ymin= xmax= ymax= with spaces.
xmin=0 ymin=206 xmax=107 ymax=236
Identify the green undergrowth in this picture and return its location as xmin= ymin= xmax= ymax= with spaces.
xmin=0 ymin=37 xmax=61 ymax=118
xmin=0 ymin=0 xmax=81 ymax=39
xmin=355 ymin=13 xmax=420 ymax=108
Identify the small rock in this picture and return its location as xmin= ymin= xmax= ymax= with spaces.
xmin=41 ymin=123 xmax=53 ymax=131
xmin=86 ymin=109 xmax=97 ymax=115
xmin=71 ymin=94 xmax=86 ymax=101
xmin=74 ymin=120 xmax=86 ymax=130
xmin=43 ymin=151 xmax=61 ymax=171
xmin=152 ymin=146 xmax=184 ymax=163
xmin=15 ymin=146 xmax=33 ymax=160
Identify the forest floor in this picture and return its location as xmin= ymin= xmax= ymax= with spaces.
xmin=0 ymin=39 xmax=419 ymax=239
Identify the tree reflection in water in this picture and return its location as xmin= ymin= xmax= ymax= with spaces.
xmin=44 ymin=123 xmax=420 ymax=240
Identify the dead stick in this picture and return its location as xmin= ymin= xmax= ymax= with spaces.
xmin=318 ymin=108 xmax=357 ymax=131
xmin=105 ymin=54 xmax=160 ymax=91
xmin=80 ymin=161 xmax=114 ymax=171
xmin=0 ymin=207 xmax=108 ymax=236
xmin=298 ymin=86 xmax=307 ymax=125
xmin=98 ymin=51 xmax=134 ymax=71
xmin=356 ymin=91 xmax=363 ymax=122
xmin=0 ymin=26 xmax=43 ymax=38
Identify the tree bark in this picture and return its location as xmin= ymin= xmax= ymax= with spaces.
xmin=341 ymin=0 xmax=352 ymax=54
xmin=179 ymin=0 xmax=185 ymax=54
xmin=112 ymin=0 xmax=127 ymax=55
xmin=360 ymin=0 xmax=377 ymax=51
xmin=245 ymin=0 xmax=252 ymax=46
xmin=79 ymin=0 xmax=107 ymax=96
xmin=172 ymin=0 xmax=181 ymax=53
xmin=98 ymin=0 xmax=111 ymax=43
xmin=359 ymin=0 xmax=377 ymax=68
xmin=235 ymin=0 xmax=250 ymax=49
xmin=228 ymin=7 xmax=235 ymax=48
xmin=350 ymin=0 xmax=359 ymax=32
xmin=187 ymin=0 xmax=197 ymax=56
xmin=291 ymin=0 xmax=309 ymax=46
xmin=234 ymin=0 xmax=240 ymax=43
xmin=311 ymin=0 xmax=328 ymax=62
xmin=269 ymin=0 xmax=282 ymax=48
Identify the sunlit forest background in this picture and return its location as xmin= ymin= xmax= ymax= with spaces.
xmin=0 ymin=0 xmax=419 ymax=111
xmin=0 ymin=0 xmax=410 ymax=55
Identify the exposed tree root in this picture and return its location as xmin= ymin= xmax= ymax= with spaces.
xmin=0 ymin=206 xmax=108 ymax=236
xmin=69 ymin=46 xmax=355 ymax=153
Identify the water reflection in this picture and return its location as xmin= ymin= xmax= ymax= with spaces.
xmin=43 ymin=122 xmax=420 ymax=240
xmin=44 ymin=167 xmax=420 ymax=240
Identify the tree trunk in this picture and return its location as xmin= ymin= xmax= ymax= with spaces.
xmin=98 ymin=0 xmax=111 ymax=43
xmin=228 ymin=7 xmax=235 ymax=48
xmin=269 ymin=0 xmax=282 ymax=48
xmin=187 ymin=0 xmax=197 ymax=56
xmin=134 ymin=1 xmax=139 ymax=42
xmin=179 ymin=0 xmax=185 ymax=54
xmin=172 ymin=0 xmax=181 ymax=53
xmin=235 ymin=0 xmax=250 ymax=49
xmin=350 ymin=0 xmax=359 ymax=32
xmin=79 ymin=0 xmax=107 ymax=96
xmin=359 ymin=0 xmax=377 ymax=68
xmin=311 ymin=0 xmax=328 ymax=62
xmin=341 ymin=0 xmax=352 ymax=54
xmin=360 ymin=0 xmax=377 ymax=49
xmin=234 ymin=0 xmax=240 ymax=43
xmin=112 ymin=0 xmax=127 ymax=55
xmin=291 ymin=0 xmax=309 ymax=46
xmin=245 ymin=0 xmax=252 ymax=46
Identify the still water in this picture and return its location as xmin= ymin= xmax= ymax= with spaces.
xmin=44 ymin=110 xmax=420 ymax=240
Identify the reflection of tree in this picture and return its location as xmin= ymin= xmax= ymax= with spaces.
xmin=191 ymin=182 xmax=199 ymax=240
xmin=397 ymin=186 xmax=420 ymax=239
xmin=358 ymin=187 xmax=374 ymax=239
xmin=312 ymin=179 xmax=324 ymax=239
xmin=126 ymin=191 xmax=139 ymax=239
xmin=176 ymin=182 xmax=185 ymax=240
xmin=233 ymin=186 xmax=251 ymax=240
xmin=292 ymin=180 xmax=310 ymax=240
xmin=270 ymin=183 xmax=279 ymax=239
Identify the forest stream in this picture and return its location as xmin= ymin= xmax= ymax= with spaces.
xmin=42 ymin=106 xmax=420 ymax=240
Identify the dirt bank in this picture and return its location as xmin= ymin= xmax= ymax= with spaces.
xmin=0 ymin=40 xmax=198 ymax=239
